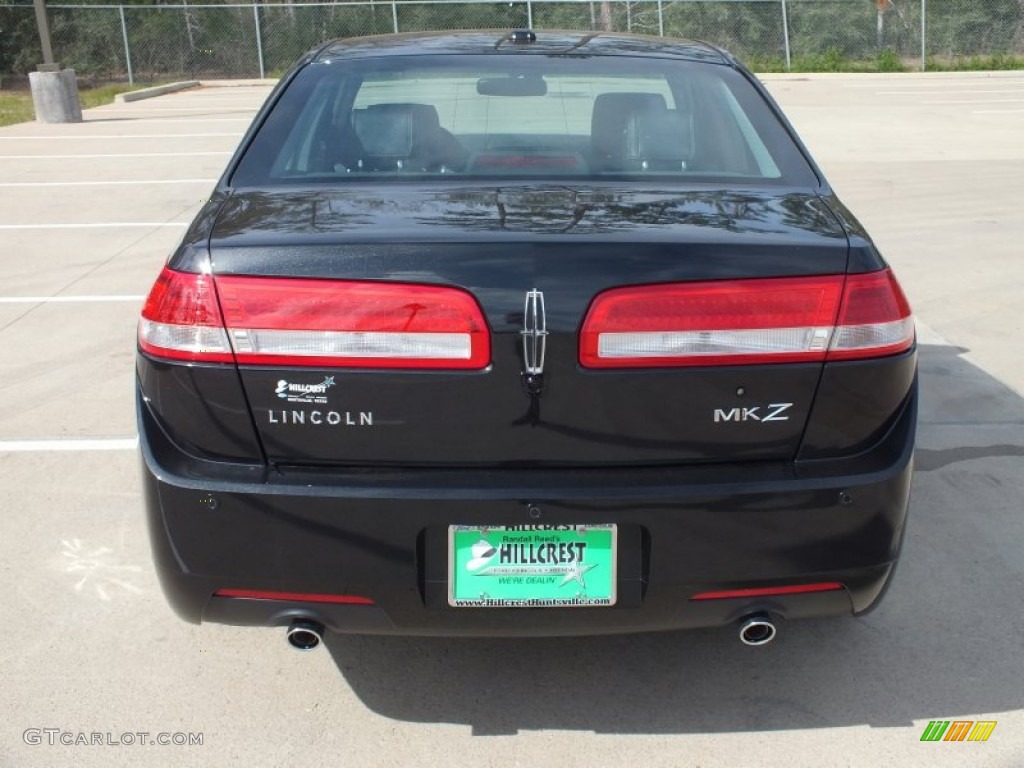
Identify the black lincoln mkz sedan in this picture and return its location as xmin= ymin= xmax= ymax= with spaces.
xmin=137 ymin=30 xmax=916 ymax=648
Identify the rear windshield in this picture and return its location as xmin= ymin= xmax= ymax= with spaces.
xmin=231 ymin=54 xmax=816 ymax=186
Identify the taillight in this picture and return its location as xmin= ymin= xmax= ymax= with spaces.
xmin=138 ymin=268 xmax=234 ymax=363
xmin=138 ymin=267 xmax=490 ymax=369
xmin=827 ymin=269 xmax=915 ymax=361
xmin=579 ymin=270 xmax=913 ymax=368
xmin=216 ymin=275 xmax=490 ymax=369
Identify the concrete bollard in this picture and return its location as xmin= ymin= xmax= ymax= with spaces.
xmin=28 ymin=68 xmax=83 ymax=123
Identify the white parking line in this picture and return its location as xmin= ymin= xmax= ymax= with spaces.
xmin=972 ymin=108 xmax=1024 ymax=114
xmin=0 ymin=152 xmax=231 ymax=159
xmin=86 ymin=118 xmax=251 ymax=124
xmin=178 ymin=90 xmax=270 ymax=96
xmin=845 ymin=81 xmax=1024 ymax=89
xmin=157 ymin=98 xmax=266 ymax=102
xmin=95 ymin=107 xmax=255 ymax=113
xmin=0 ymin=438 xmax=138 ymax=452
xmin=0 ymin=222 xmax=188 ymax=230
xmin=879 ymin=89 xmax=1024 ymax=95
xmin=0 ymin=179 xmax=215 ymax=187
xmin=164 ymin=100 xmax=266 ymax=105
xmin=0 ymin=134 xmax=239 ymax=140
xmin=924 ymin=99 xmax=1024 ymax=104
xmin=165 ymin=94 xmax=267 ymax=98
xmin=0 ymin=295 xmax=145 ymax=303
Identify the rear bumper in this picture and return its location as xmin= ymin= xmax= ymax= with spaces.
xmin=139 ymin=383 xmax=915 ymax=637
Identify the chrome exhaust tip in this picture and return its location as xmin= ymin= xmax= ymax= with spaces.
xmin=286 ymin=620 xmax=324 ymax=651
xmin=738 ymin=614 xmax=777 ymax=647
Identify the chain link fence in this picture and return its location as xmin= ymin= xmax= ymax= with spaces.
xmin=1 ymin=0 xmax=1023 ymax=82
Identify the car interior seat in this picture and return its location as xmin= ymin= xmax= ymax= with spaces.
xmin=590 ymin=92 xmax=695 ymax=173
xmin=622 ymin=108 xmax=695 ymax=172
xmin=353 ymin=103 xmax=467 ymax=172
xmin=589 ymin=92 xmax=667 ymax=172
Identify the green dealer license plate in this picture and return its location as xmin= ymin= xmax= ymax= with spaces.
xmin=448 ymin=525 xmax=617 ymax=607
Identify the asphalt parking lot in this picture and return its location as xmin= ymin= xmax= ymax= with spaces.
xmin=1 ymin=71 xmax=1022 ymax=768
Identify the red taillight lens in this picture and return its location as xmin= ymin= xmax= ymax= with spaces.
xmin=690 ymin=582 xmax=844 ymax=601
xmin=138 ymin=268 xmax=234 ymax=363
xmin=213 ymin=588 xmax=374 ymax=605
xmin=579 ymin=270 xmax=913 ymax=368
xmin=138 ymin=268 xmax=491 ymax=369
xmin=580 ymin=275 xmax=844 ymax=368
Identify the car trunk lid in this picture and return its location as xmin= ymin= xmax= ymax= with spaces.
xmin=208 ymin=185 xmax=850 ymax=467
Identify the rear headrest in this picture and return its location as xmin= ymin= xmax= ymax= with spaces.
xmin=591 ymin=92 xmax=667 ymax=161
xmin=353 ymin=103 xmax=442 ymax=157
xmin=624 ymin=109 xmax=695 ymax=167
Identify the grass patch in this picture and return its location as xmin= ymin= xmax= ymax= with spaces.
xmin=0 ymin=91 xmax=35 ymax=126
xmin=0 ymin=82 xmax=150 ymax=127
xmin=80 ymin=82 xmax=140 ymax=109
xmin=875 ymin=49 xmax=907 ymax=73
xmin=747 ymin=50 xmax=1024 ymax=73
xmin=925 ymin=53 xmax=1024 ymax=71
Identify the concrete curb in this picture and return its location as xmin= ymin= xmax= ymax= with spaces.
xmin=115 ymin=80 xmax=200 ymax=103
xmin=198 ymin=78 xmax=279 ymax=87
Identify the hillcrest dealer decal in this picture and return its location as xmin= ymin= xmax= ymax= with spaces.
xmin=268 ymin=376 xmax=374 ymax=427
